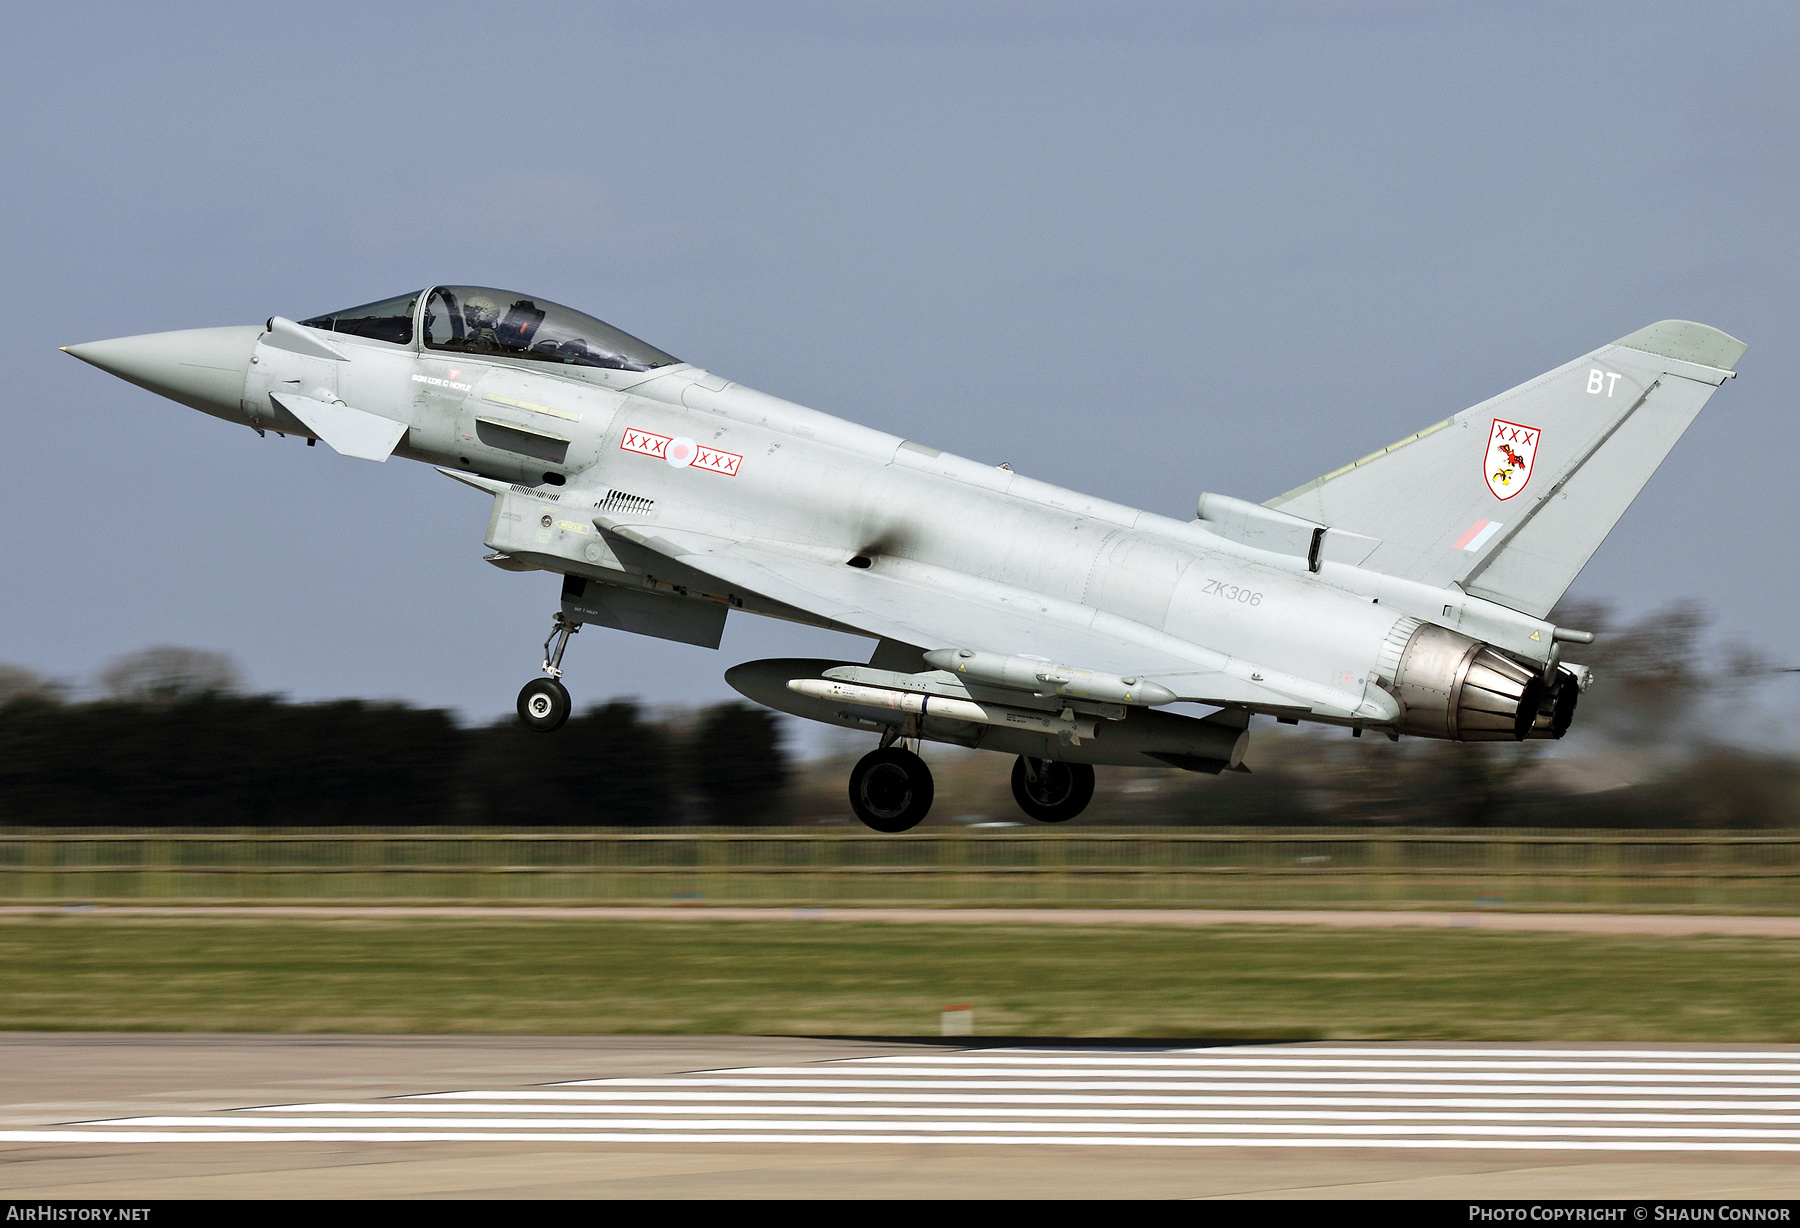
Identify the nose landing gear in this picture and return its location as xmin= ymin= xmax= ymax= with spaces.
xmin=1010 ymin=756 xmax=1095 ymax=823
xmin=516 ymin=613 xmax=578 ymax=732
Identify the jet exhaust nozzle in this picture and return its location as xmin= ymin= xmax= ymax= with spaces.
xmin=1386 ymin=621 xmax=1552 ymax=742
xmin=1525 ymin=667 xmax=1582 ymax=740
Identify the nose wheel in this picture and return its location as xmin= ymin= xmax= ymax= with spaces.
xmin=517 ymin=677 xmax=571 ymax=731
xmin=848 ymin=747 xmax=934 ymax=833
xmin=1010 ymin=756 xmax=1095 ymax=823
xmin=516 ymin=613 xmax=579 ymax=732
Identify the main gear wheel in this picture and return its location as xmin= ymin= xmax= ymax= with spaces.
xmin=1010 ymin=756 xmax=1095 ymax=823
xmin=848 ymin=747 xmax=935 ymax=833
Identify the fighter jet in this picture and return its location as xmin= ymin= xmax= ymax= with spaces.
xmin=64 ymin=288 xmax=1746 ymax=830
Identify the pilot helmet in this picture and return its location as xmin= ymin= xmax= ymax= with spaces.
xmin=462 ymin=294 xmax=498 ymax=334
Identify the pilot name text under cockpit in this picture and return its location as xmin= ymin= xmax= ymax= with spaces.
xmin=412 ymin=374 xmax=474 ymax=393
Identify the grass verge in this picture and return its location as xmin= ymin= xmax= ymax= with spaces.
xmin=4 ymin=917 xmax=1798 ymax=1040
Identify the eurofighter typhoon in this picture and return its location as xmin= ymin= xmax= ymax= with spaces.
xmin=65 ymin=290 xmax=1746 ymax=830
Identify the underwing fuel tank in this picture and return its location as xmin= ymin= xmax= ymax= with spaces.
xmin=728 ymin=657 xmax=1248 ymax=772
xmin=1383 ymin=620 xmax=1576 ymax=741
xmin=787 ymin=677 xmax=1101 ymax=743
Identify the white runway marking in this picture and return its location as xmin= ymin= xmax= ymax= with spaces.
xmin=863 ymin=1055 xmax=1800 ymax=1072
xmin=467 ymin=1077 xmax=1800 ymax=1096
xmin=244 ymin=1103 xmax=1800 ymax=1122
xmin=655 ymin=1058 xmax=1800 ymax=1073
xmin=11 ymin=1046 xmax=1800 ymax=1152
xmin=414 ymin=1091 xmax=1800 ymax=1109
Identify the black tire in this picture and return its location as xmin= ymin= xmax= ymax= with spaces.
xmin=848 ymin=747 xmax=934 ymax=833
xmin=517 ymin=678 xmax=571 ymax=731
xmin=1010 ymin=757 xmax=1095 ymax=823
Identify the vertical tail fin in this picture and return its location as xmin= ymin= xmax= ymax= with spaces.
xmin=1266 ymin=320 xmax=1746 ymax=618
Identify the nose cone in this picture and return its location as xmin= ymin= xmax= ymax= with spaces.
xmin=64 ymin=325 xmax=262 ymax=421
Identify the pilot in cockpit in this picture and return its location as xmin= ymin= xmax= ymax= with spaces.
xmin=460 ymin=294 xmax=501 ymax=352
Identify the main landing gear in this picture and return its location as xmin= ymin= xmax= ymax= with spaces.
xmin=516 ymin=614 xmax=579 ymax=732
xmin=1010 ymin=756 xmax=1095 ymax=824
xmin=848 ymin=725 xmax=937 ymax=833
xmin=845 ymin=739 xmax=1099 ymax=832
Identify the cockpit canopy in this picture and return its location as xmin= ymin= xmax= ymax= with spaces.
xmin=302 ymin=291 xmax=421 ymax=345
xmin=424 ymin=285 xmax=677 ymax=372
xmin=300 ymin=286 xmax=679 ymax=373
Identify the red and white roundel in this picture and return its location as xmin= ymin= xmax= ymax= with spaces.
xmin=1484 ymin=418 xmax=1540 ymax=501
xmin=619 ymin=426 xmax=743 ymax=476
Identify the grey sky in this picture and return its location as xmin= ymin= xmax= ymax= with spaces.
xmin=3 ymin=1 xmax=1795 ymax=726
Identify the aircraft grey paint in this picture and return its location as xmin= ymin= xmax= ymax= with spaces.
xmin=63 ymin=289 xmax=1747 ymax=830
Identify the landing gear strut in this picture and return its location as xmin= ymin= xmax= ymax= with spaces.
xmin=516 ymin=614 xmax=578 ymax=732
xmin=1010 ymin=756 xmax=1095 ymax=823
xmin=848 ymin=746 xmax=935 ymax=833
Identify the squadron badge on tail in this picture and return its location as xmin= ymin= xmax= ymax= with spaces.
xmin=1484 ymin=418 xmax=1540 ymax=501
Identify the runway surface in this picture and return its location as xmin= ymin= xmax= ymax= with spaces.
xmin=8 ymin=903 xmax=1799 ymax=936
xmin=6 ymin=1037 xmax=1800 ymax=1197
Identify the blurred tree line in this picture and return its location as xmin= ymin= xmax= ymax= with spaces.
xmin=5 ymin=596 xmax=1797 ymax=830
xmin=0 ymin=648 xmax=789 ymax=827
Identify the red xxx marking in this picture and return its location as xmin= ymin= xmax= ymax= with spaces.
xmin=620 ymin=428 xmax=670 ymax=458
xmin=619 ymin=428 xmax=743 ymax=476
